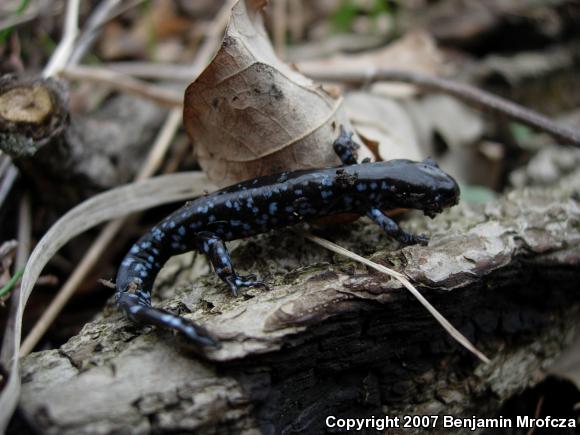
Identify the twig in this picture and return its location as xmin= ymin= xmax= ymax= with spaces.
xmin=0 ymin=241 xmax=18 ymax=260
xmin=272 ymin=0 xmax=287 ymax=59
xmin=15 ymin=193 xmax=31 ymax=272
xmin=102 ymin=61 xmax=195 ymax=82
xmin=0 ymin=162 xmax=18 ymax=210
xmin=69 ymin=0 xmax=146 ymax=65
xmin=20 ymin=219 xmax=125 ymax=356
xmin=0 ymin=194 xmax=31 ymax=366
xmin=67 ymin=0 xmax=122 ymax=65
xmin=303 ymin=232 xmax=491 ymax=364
xmin=302 ymin=69 xmax=580 ymax=147
xmin=61 ymin=65 xmax=183 ymax=107
xmin=43 ymin=0 xmax=80 ymax=77
xmin=185 ymin=0 xmax=236 ymax=79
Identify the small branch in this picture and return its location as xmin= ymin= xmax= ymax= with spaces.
xmin=20 ymin=219 xmax=125 ymax=356
xmin=272 ymin=0 xmax=287 ymax=59
xmin=16 ymin=193 xmax=31 ymax=272
xmin=61 ymin=65 xmax=183 ymax=107
xmin=0 ymin=161 xmax=18 ymax=210
xmin=304 ymin=232 xmax=490 ymax=364
xmin=0 ymin=194 xmax=31 ymax=366
xmin=302 ymin=69 xmax=580 ymax=147
xmin=43 ymin=0 xmax=80 ymax=77
xmin=0 ymin=241 xmax=18 ymax=260
xmin=101 ymin=61 xmax=195 ymax=82
xmin=69 ymin=0 xmax=146 ymax=65
xmin=185 ymin=0 xmax=236 ymax=79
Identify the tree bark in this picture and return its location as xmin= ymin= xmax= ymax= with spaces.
xmin=15 ymin=177 xmax=580 ymax=434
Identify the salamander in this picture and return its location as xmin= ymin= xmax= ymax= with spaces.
xmin=115 ymin=127 xmax=460 ymax=346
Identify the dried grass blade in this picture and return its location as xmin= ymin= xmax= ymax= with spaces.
xmin=0 ymin=172 xmax=214 ymax=432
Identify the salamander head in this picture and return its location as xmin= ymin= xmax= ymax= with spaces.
xmin=368 ymin=158 xmax=460 ymax=217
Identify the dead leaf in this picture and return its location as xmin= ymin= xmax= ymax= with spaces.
xmin=402 ymin=94 xmax=485 ymax=185
xmin=298 ymin=32 xmax=447 ymax=98
xmin=404 ymin=95 xmax=484 ymax=151
xmin=344 ymin=92 xmax=423 ymax=161
xmin=184 ymin=0 xmax=370 ymax=187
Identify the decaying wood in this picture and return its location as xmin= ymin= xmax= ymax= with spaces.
xmin=0 ymin=74 xmax=167 ymax=210
xmin=17 ymin=182 xmax=580 ymax=434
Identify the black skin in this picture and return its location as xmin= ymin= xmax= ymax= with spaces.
xmin=115 ymin=127 xmax=460 ymax=346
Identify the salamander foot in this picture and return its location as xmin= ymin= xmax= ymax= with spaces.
xmin=225 ymin=274 xmax=269 ymax=296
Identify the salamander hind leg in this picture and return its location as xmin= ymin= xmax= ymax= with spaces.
xmin=196 ymin=231 xmax=267 ymax=296
xmin=115 ymin=282 xmax=218 ymax=347
xmin=367 ymin=208 xmax=429 ymax=246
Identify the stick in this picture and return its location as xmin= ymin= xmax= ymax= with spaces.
xmin=61 ymin=65 xmax=183 ymax=107
xmin=1 ymin=194 xmax=31 ymax=365
xmin=273 ymin=0 xmax=287 ymax=58
xmin=43 ymin=0 xmax=80 ymax=77
xmin=302 ymin=68 xmax=580 ymax=147
xmin=68 ymin=0 xmax=146 ymax=65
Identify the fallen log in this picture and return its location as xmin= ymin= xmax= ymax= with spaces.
xmin=17 ymin=184 xmax=580 ymax=434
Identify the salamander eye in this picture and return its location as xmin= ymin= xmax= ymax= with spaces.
xmin=422 ymin=157 xmax=439 ymax=168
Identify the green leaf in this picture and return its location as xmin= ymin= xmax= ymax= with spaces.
xmin=0 ymin=268 xmax=24 ymax=299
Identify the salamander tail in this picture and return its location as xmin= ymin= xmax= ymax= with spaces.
xmin=115 ymin=288 xmax=219 ymax=348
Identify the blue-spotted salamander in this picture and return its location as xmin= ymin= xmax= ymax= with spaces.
xmin=115 ymin=127 xmax=460 ymax=346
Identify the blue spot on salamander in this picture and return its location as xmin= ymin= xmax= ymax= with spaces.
xmin=269 ymin=202 xmax=278 ymax=215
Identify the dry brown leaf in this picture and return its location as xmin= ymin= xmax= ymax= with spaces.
xmin=344 ymin=92 xmax=423 ymax=161
xmin=184 ymin=0 xmax=370 ymax=187
xmin=298 ymin=32 xmax=447 ymax=98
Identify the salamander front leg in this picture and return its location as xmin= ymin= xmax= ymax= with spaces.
xmin=196 ymin=231 xmax=267 ymax=296
xmin=367 ymin=208 xmax=429 ymax=246
xmin=333 ymin=125 xmax=361 ymax=165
